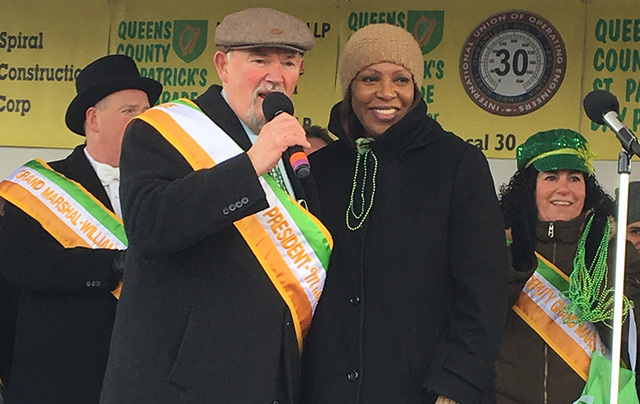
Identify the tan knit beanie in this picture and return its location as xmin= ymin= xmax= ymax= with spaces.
xmin=339 ymin=24 xmax=424 ymax=96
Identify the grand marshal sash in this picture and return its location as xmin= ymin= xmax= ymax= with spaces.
xmin=513 ymin=252 xmax=608 ymax=381
xmin=0 ymin=158 xmax=127 ymax=298
xmin=135 ymin=98 xmax=333 ymax=351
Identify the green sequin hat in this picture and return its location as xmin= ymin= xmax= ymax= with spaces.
xmin=516 ymin=129 xmax=596 ymax=175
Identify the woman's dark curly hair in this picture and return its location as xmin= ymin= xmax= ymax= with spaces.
xmin=499 ymin=165 xmax=614 ymax=229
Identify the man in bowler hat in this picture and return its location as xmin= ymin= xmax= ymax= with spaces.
xmin=100 ymin=7 xmax=326 ymax=404
xmin=0 ymin=54 xmax=161 ymax=404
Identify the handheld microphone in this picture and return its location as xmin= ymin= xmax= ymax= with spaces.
xmin=583 ymin=89 xmax=640 ymax=157
xmin=262 ymin=92 xmax=311 ymax=178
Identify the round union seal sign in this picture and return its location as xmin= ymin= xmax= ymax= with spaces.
xmin=459 ymin=10 xmax=566 ymax=116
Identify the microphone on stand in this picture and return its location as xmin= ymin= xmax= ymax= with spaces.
xmin=262 ymin=92 xmax=311 ymax=178
xmin=583 ymin=89 xmax=640 ymax=157
xmin=584 ymin=89 xmax=637 ymax=404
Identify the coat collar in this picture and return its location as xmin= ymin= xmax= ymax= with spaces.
xmin=327 ymin=98 xmax=443 ymax=158
xmin=536 ymin=211 xmax=591 ymax=244
xmin=50 ymin=145 xmax=113 ymax=212
xmin=194 ymin=85 xmax=253 ymax=151
xmin=193 ymin=85 xmax=320 ymax=215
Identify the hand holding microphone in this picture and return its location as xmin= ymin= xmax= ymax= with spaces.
xmin=261 ymin=92 xmax=311 ymax=178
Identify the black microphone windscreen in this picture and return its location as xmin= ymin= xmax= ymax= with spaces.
xmin=262 ymin=92 xmax=294 ymax=121
xmin=583 ymin=90 xmax=620 ymax=125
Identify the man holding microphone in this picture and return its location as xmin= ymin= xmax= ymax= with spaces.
xmin=101 ymin=8 xmax=331 ymax=404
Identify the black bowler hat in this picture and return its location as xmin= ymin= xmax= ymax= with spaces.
xmin=65 ymin=54 xmax=162 ymax=135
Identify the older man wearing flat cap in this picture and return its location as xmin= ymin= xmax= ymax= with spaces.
xmin=100 ymin=8 xmax=330 ymax=404
xmin=0 ymin=54 xmax=161 ymax=404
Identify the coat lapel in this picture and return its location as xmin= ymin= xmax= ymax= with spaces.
xmin=50 ymin=145 xmax=114 ymax=212
xmin=192 ymin=85 xmax=321 ymax=216
xmin=194 ymin=85 xmax=253 ymax=151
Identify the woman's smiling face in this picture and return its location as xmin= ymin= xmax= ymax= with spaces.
xmin=350 ymin=62 xmax=415 ymax=137
xmin=535 ymin=170 xmax=586 ymax=222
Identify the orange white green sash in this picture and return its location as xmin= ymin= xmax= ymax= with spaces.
xmin=134 ymin=98 xmax=333 ymax=351
xmin=0 ymin=159 xmax=127 ymax=250
xmin=0 ymin=158 xmax=127 ymax=298
xmin=513 ymin=252 xmax=608 ymax=381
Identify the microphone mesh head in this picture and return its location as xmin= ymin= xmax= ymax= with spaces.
xmin=583 ymin=89 xmax=619 ymax=125
xmin=262 ymin=92 xmax=294 ymax=121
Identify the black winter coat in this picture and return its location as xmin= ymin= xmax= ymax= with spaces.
xmin=0 ymin=269 xmax=18 ymax=390
xmin=301 ymin=100 xmax=510 ymax=404
xmin=0 ymin=145 xmax=120 ymax=404
xmin=100 ymin=85 xmax=318 ymax=404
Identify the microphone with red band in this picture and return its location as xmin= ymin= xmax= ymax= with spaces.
xmin=262 ymin=92 xmax=311 ymax=178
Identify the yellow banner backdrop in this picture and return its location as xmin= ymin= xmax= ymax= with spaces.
xmin=107 ymin=0 xmax=341 ymax=131
xmin=581 ymin=0 xmax=640 ymax=159
xmin=338 ymin=0 xmax=586 ymax=158
xmin=2 ymin=0 xmax=639 ymax=160
xmin=0 ymin=0 xmax=110 ymax=148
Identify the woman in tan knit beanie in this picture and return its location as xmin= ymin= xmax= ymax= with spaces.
xmin=301 ymin=23 xmax=508 ymax=404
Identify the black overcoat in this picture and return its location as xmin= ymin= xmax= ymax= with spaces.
xmin=100 ymin=85 xmax=318 ymax=404
xmin=301 ymin=100 xmax=509 ymax=403
xmin=0 ymin=145 xmax=120 ymax=404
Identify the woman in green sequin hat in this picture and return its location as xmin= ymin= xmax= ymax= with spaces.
xmin=496 ymin=128 xmax=640 ymax=403
xmin=301 ymin=23 xmax=509 ymax=404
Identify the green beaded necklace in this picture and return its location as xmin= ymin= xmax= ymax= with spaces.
xmin=565 ymin=214 xmax=632 ymax=327
xmin=346 ymin=137 xmax=377 ymax=231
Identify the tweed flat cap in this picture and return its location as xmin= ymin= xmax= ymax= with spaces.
xmin=215 ymin=8 xmax=314 ymax=53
